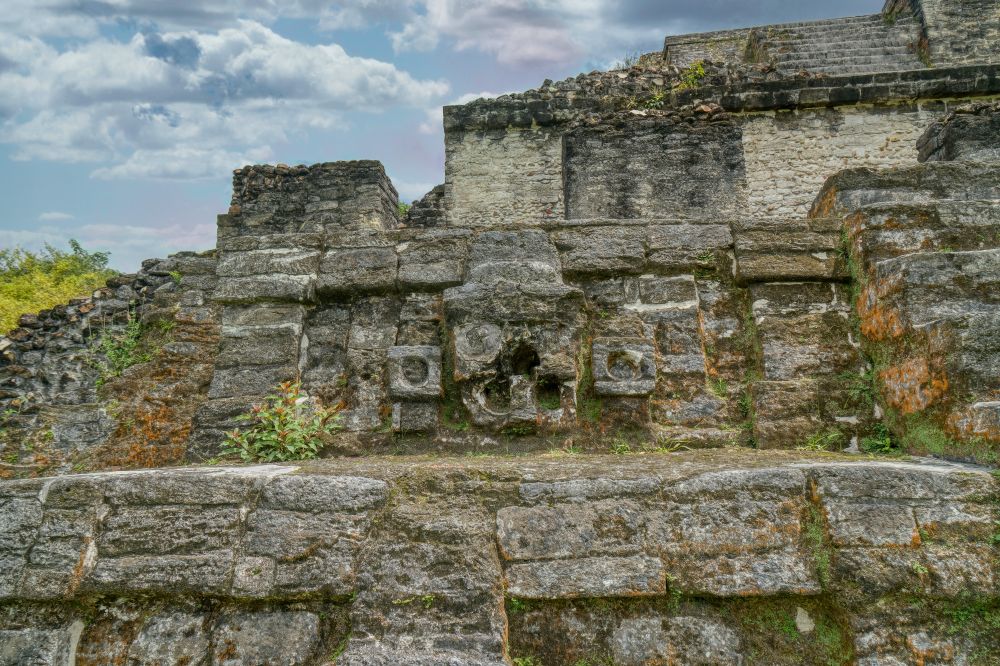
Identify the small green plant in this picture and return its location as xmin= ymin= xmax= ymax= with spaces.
xmin=643 ymin=91 xmax=666 ymax=109
xmin=223 ymin=381 xmax=341 ymax=462
xmin=512 ymin=657 xmax=539 ymax=666
xmin=168 ymin=270 xmax=183 ymax=285
xmin=708 ymin=377 xmax=728 ymax=398
xmin=615 ymin=50 xmax=640 ymax=69
xmin=839 ymin=368 xmax=878 ymax=408
xmin=803 ymin=504 xmax=831 ymax=588
xmin=508 ymin=597 xmax=529 ymax=614
xmin=861 ymin=423 xmax=895 ymax=454
xmin=912 ymin=562 xmax=930 ymax=577
xmin=609 ymin=438 xmax=632 ymax=455
xmin=397 ymin=202 xmax=412 ymax=216
xmin=798 ymin=429 xmax=845 ymax=452
xmin=97 ymin=313 xmax=151 ymax=382
xmin=421 ymin=594 xmax=436 ymax=609
xmin=328 ymin=636 xmax=350 ymax=661
xmin=676 ymin=60 xmax=706 ymax=90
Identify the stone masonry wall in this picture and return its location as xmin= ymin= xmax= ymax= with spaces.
xmin=443 ymin=127 xmax=564 ymax=226
xmin=0 ymin=252 xmax=219 ymax=477
xmin=916 ymin=0 xmax=1000 ymax=66
xmin=564 ymin=113 xmax=747 ymax=220
xmin=741 ymin=102 xmax=947 ymax=217
xmin=1 ymin=455 xmax=996 ymax=665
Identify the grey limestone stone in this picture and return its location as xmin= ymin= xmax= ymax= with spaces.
xmin=126 ymin=612 xmax=210 ymax=666
xmin=505 ymin=555 xmax=666 ymax=599
xmin=612 ymin=615 xmax=742 ymax=666
xmin=213 ymin=611 xmax=321 ymax=666
xmin=387 ymin=345 xmax=442 ymax=400
xmin=591 ymin=337 xmax=657 ymax=396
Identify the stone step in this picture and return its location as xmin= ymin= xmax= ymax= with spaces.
xmin=756 ymin=13 xmax=912 ymax=31
xmin=811 ymin=163 xmax=1000 ymax=219
xmin=769 ymin=42 xmax=913 ymax=61
xmin=786 ymin=63 xmax=924 ymax=75
xmin=845 ymin=199 xmax=1000 ymax=272
xmin=774 ymin=54 xmax=924 ymax=70
xmin=761 ymin=16 xmax=919 ymax=37
xmin=770 ymin=46 xmax=918 ymax=62
xmin=3 ymin=457 xmax=997 ymax=665
xmin=762 ymin=26 xmax=919 ymax=46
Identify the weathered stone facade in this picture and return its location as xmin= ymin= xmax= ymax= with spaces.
xmin=1 ymin=454 xmax=997 ymax=664
xmin=1 ymin=0 xmax=999 ymax=662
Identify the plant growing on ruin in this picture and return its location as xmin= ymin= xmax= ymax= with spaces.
xmin=861 ymin=423 xmax=894 ymax=454
xmin=676 ymin=60 xmax=707 ymax=90
xmin=223 ymin=381 xmax=342 ymax=462
xmin=96 ymin=313 xmax=151 ymax=384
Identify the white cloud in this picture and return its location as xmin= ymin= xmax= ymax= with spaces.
xmin=38 ymin=211 xmax=75 ymax=221
xmin=0 ymin=20 xmax=449 ymax=180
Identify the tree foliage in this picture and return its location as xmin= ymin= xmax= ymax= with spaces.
xmin=0 ymin=240 xmax=115 ymax=333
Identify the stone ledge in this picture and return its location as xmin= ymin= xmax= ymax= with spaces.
xmin=1 ymin=451 xmax=996 ymax=664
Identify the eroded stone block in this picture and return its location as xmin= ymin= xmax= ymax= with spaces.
xmin=387 ymin=346 xmax=442 ymax=400
xmin=592 ymin=338 xmax=656 ymax=396
xmin=505 ymin=555 xmax=665 ymax=599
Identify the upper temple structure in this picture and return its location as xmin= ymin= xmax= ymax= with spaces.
xmin=1 ymin=1 xmax=999 ymax=664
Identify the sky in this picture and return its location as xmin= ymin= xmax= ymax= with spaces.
xmin=0 ymin=0 xmax=883 ymax=270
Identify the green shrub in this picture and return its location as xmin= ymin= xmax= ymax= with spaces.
xmin=0 ymin=240 xmax=114 ymax=333
xmin=223 ymin=381 xmax=342 ymax=462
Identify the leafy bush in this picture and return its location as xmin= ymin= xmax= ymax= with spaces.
xmin=0 ymin=240 xmax=114 ymax=333
xmin=223 ymin=381 xmax=342 ymax=462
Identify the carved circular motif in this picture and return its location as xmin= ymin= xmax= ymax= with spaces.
xmin=606 ymin=351 xmax=642 ymax=381
xmin=400 ymin=357 xmax=430 ymax=386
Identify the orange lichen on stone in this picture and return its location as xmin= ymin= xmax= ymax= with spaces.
xmin=879 ymin=357 xmax=949 ymax=414
xmin=811 ymin=187 xmax=839 ymax=219
xmin=857 ymin=282 xmax=905 ymax=341
xmin=945 ymin=405 xmax=1000 ymax=443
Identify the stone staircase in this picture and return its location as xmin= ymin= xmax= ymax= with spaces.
xmin=754 ymin=13 xmax=926 ymax=75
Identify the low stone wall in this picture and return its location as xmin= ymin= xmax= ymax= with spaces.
xmin=1 ymin=452 xmax=996 ymax=664
xmin=663 ymin=27 xmax=753 ymax=69
xmin=0 ymin=252 xmax=219 ymax=476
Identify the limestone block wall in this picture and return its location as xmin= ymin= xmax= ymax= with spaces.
xmin=564 ymin=115 xmax=748 ymax=220
xmin=912 ymin=0 xmax=1000 ymax=66
xmin=1 ymin=455 xmax=996 ymax=665
xmin=444 ymin=126 xmax=564 ymax=226
xmin=741 ymin=102 xmax=947 ymax=217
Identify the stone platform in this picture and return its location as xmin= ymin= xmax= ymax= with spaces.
xmin=2 ymin=450 xmax=997 ymax=665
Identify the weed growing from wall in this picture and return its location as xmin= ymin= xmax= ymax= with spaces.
xmin=223 ymin=381 xmax=342 ymax=462
xmin=96 ymin=313 xmax=150 ymax=384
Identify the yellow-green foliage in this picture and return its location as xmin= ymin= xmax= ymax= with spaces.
xmin=0 ymin=240 xmax=115 ymax=333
